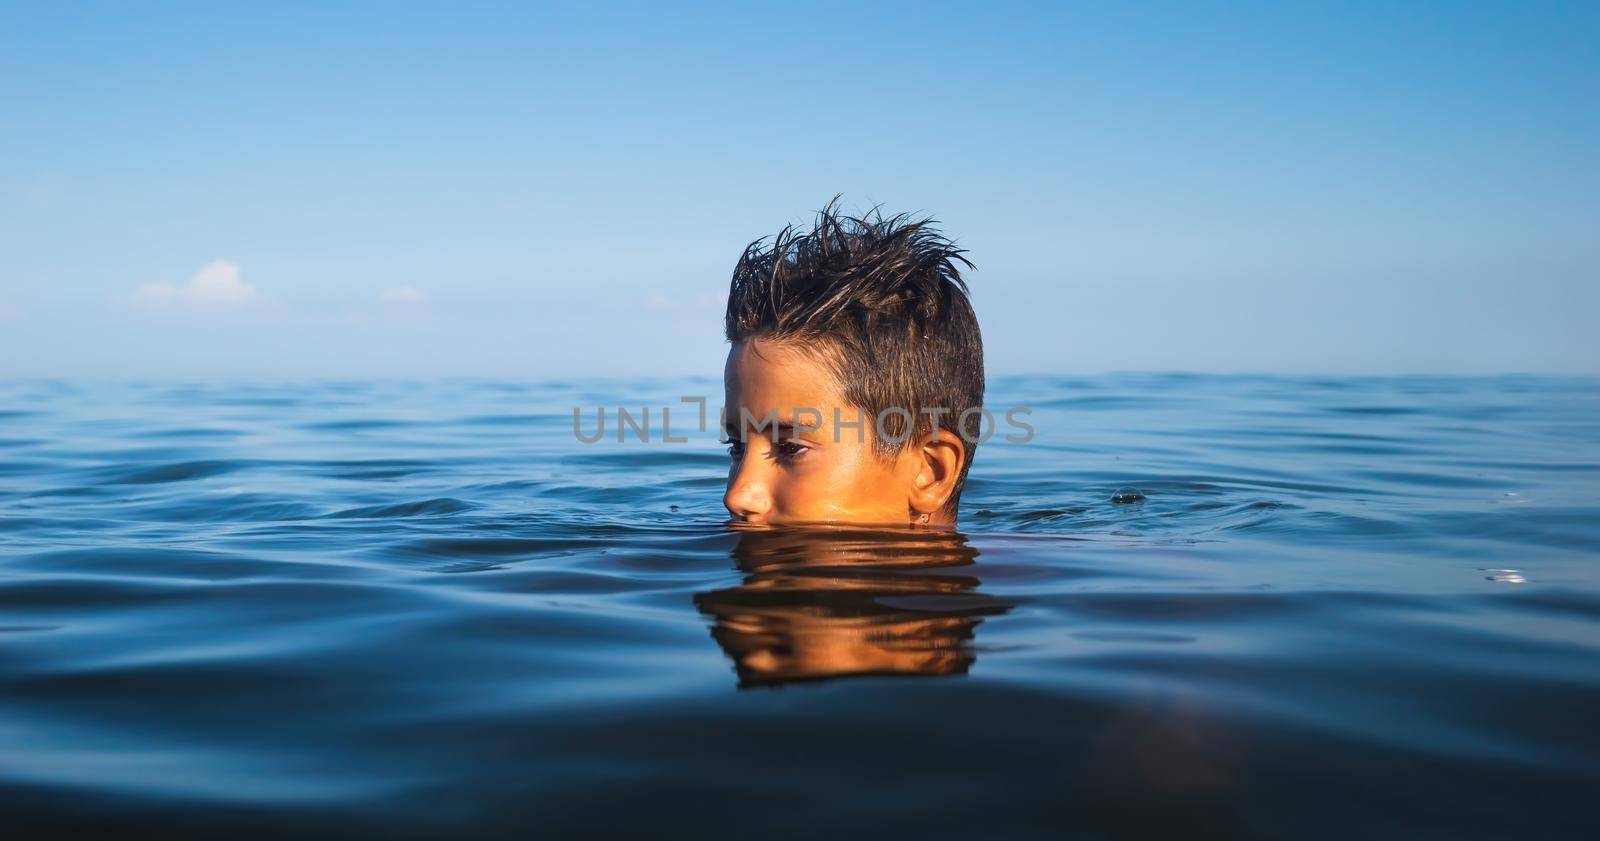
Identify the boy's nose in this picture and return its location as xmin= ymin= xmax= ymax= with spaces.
xmin=723 ymin=467 xmax=772 ymax=522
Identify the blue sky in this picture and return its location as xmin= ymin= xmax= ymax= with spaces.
xmin=2 ymin=1 xmax=1596 ymax=377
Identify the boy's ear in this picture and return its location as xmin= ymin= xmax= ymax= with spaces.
xmin=908 ymin=430 xmax=966 ymax=518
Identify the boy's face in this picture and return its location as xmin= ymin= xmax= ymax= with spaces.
xmin=723 ymin=339 xmax=921 ymax=526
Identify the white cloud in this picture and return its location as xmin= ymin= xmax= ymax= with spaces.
xmin=135 ymin=260 xmax=259 ymax=309
xmin=380 ymin=286 xmax=430 ymax=304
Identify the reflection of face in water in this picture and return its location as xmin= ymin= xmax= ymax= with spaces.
xmin=694 ymin=527 xmax=1012 ymax=688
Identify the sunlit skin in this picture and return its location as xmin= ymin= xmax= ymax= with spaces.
xmin=722 ymin=339 xmax=967 ymax=528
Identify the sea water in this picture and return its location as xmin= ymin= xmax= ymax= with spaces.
xmin=0 ymin=375 xmax=1595 ymax=837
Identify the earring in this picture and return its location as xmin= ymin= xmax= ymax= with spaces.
xmin=918 ymin=513 xmax=930 ymax=524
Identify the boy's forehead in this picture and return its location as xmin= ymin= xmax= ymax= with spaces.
xmin=723 ymin=340 xmax=847 ymax=417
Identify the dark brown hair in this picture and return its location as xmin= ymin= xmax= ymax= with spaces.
xmin=724 ymin=200 xmax=985 ymax=508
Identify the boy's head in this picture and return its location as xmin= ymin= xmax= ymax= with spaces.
xmin=721 ymin=201 xmax=984 ymax=527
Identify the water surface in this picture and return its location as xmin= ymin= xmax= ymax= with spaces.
xmin=1 ymin=375 xmax=1596 ymax=838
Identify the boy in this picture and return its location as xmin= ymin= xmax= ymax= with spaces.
xmin=722 ymin=202 xmax=985 ymax=527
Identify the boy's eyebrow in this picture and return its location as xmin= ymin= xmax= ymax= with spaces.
xmin=722 ymin=419 xmax=818 ymax=438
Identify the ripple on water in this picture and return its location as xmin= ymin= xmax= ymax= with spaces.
xmin=90 ymin=459 xmax=249 ymax=485
xmin=326 ymin=498 xmax=477 ymax=519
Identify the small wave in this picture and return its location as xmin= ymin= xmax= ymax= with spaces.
xmin=1072 ymin=630 xmax=1195 ymax=643
xmin=560 ymin=449 xmax=726 ymax=468
xmin=393 ymin=536 xmax=619 ymax=560
xmin=93 ymin=459 xmax=246 ymax=485
xmin=6 ymin=546 xmax=289 ymax=581
xmin=1015 ymin=508 xmax=1085 ymax=523
xmin=456 ymin=414 xmax=561 ymax=427
xmin=1353 ymin=469 xmax=1506 ymax=490
xmin=1327 ymin=405 xmax=1422 ymax=416
xmin=299 ymin=418 xmax=418 ymax=431
xmin=326 ymin=498 xmax=476 ymax=519
xmin=0 ymin=459 xmax=56 ymax=476
xmin=208 ymin=396 xmax=305 ymax=408
xmin=123 ymin=494 xmax=323 ymax=524
xmin=298 ymin=458 xmax=438 ymax=480
xmin=127 ymin=427 xmax=245 ymax=440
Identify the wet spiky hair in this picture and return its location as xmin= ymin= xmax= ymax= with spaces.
xmin=724 ymin=200 xmax=986 ymax=508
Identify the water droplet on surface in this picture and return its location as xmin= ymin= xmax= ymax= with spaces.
xmin=1111 ymin=487 xmax=1146 ymax=504
xmin=1483 ymin=568 xmax=1527 ymax=584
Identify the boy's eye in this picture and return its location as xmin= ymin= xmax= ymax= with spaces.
xmin=774 ymin=440 xmax=809 ymax=461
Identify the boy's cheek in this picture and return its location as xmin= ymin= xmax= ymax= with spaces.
xmin=774 ymin=454 xmax=903 ymax=523
xmin=765 ymin=464 xmax=846 ymax=520
xmin=766 ymin=474 xmax=825 ymax=519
